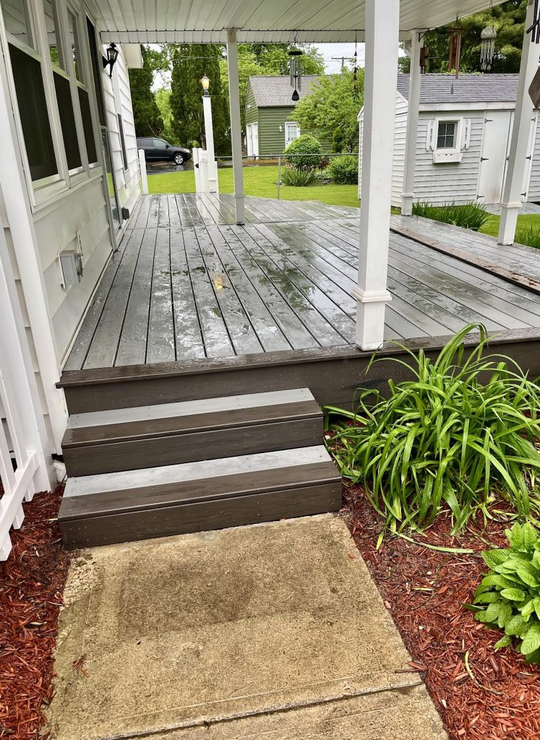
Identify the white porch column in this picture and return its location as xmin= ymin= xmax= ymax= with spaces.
xmin=202 ymin=95 xmax=218 ymax=193
xmin=227 ymin=29 xmax=245 ymax=225
xmin=353 ymin=0 xmax=400 ymax=350
xmin=401 ymin=30 xmax=422 ymax=216
xmin=498 ymin=0 xmax=540 ymax=245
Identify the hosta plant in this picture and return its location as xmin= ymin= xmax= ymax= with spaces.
xmin=325 ymin=324 xmax=540 ymax=534
xmin=473 ymin=522 xmax=540 ymax=662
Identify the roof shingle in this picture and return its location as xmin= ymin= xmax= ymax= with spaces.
xmin=248 ymin=75 xmax=322 ymax=107
xmin=397 ymin=73 xmax=519 ymax=104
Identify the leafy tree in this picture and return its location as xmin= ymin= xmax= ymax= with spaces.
xmin=155 ymin=88 xmax=175 ymax=143
xmin=128 ymin=46 xmax=164 ymax=136
xmin=293 ymin=70 xmax=364 ymax=152
xmin=169 ymin=44 xmax=231 ymax=154
xmin=401 ymin=0 xmax=527 ymax=74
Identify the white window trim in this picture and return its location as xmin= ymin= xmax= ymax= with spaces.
xmin=285 ymin=120 xmax=300 ymax=147
xmin=427 ymin=116 xmax=469 ymax=163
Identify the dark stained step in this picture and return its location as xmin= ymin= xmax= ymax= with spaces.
xmin=62 ymin=389 xmax=323 ymax=477
xmin=59 ymin=446 xmax=342 ymax=548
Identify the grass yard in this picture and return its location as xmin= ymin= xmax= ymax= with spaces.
xmin=480 ymin=212 xmax=540 ymax=238
xmin=147 ymin=166 xmax=361 ymax=209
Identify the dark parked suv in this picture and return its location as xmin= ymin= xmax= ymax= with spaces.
xmin=137 ymin=137 xmax=191 ymax=165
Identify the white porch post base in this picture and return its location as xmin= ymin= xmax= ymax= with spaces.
xmin=227 ymin=29 xmax=245 ymax=225
xmin=202 ymin=96 xmax=218 ymax=194
xmin=498 ymin=201 xmax=523 ymax=245
xmin=353 ymin=288 xmax=392 ymax=351
xmin=401 ymin=192 xmax=414 ymax=216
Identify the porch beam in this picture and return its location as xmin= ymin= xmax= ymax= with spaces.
xmin=402 ymin=30 xmax=423 ymax=216
xmin=353 ymin=0 xmax=400 ymax=350
xmin=498 ymin=0 xmax=540 ymax=245
xmin=227 ymin=29 xmax=245 ymax=225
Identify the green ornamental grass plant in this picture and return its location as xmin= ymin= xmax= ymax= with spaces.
xmin=473 ymin=522 xmax=540 ymax=662
xmin=325 ymin=324 xmax=540 ymax=535
xmin=413 ymin=202 xmax=491 ymax=231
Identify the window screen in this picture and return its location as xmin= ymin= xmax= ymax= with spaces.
xmin=86 ymin=16 xmax=106 ymax=126
xmin=9 ymin=44 xmax=57 ymax=181
xmin=54 ymin=72 xmax=81 ymax=170
xmin=437 ymin=122 xmax=457 ymax=149
xmin=78 ymin=88 xmax=97 ymax=163
xmin=44 ymin=0 xmax=62 ymax=67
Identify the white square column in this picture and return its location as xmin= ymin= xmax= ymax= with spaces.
xmin=498 ymin=0 xmax=540 ymax=245
xmin=401 ymin=30 xmax=422 ymax=216
xmin=353 ymin=0 xmax=400 ymax=350
xmin=226 ymin=29 xmax=245 ymax=225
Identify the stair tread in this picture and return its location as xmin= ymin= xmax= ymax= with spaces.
xmin=67 ymin=388 xmax=315 ymax=429
xmin=63 ymin=400 xmax=320 ymax=448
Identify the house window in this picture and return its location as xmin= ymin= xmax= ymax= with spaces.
xmin=44 ymin=0 xmax=62 ymax=67
xmin=2 ymin=0 xmax=34 ymax=48
xmin=285 ymin=121 xmax=300 ymax=148
xmin=7 ymin=43 xmax=58 ymax=182
xmin=437 ymin=121 xmax=457 ymax=149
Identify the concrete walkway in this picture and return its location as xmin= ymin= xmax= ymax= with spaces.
xmin=48 ymin=515 xmax=446 ymax=740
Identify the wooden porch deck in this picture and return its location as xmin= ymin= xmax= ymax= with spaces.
xmin=65 ymin=194 xmax=540 ymax=371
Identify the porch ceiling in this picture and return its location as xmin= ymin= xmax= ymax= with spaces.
xmin=96 ymin=0 xmax=506 ymax=44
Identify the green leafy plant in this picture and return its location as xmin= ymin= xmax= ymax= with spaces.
xmin=284 ymin=134 xmax=323 ymax=170
xmin=515 ymin=225 xmax=540 ymax=249
xmin=473 ymin=522 xmax=540 ymax=662
xmin=326 ymin=155 xmax=358 ymax=185
xmin=325 ymin=324 xmax=540 ymax=534
xmin=412 ymin=202 xmax=491 ymax=231
xmin=281 ymin=167 xmax=318 ymax=187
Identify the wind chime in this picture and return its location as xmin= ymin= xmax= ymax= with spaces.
xmin=352 ymin=33 xmax=359 ymax=92
xmin=289 ymin=45 xmax=303 ymax=102
xmin=480 ymin=1 xmax=497 ymax=71
xmin=448 ymin=21 xmax=464 ymax=78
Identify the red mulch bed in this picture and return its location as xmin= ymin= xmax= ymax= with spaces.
xmin=0 ymin=487 xmax=71 ymax=740
xmin=342 ymin=482 xmax=540 ymax=740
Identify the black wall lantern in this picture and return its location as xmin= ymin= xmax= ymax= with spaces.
xmin=102 ymin=43 xmax=119 ymax=77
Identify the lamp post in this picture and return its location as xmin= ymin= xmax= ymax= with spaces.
xmin=201 ymin=75 xmax=218 ymax=193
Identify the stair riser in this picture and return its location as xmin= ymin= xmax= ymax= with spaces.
xmin=60 ymin=481 xmax=343 ymax=549
xmin=63 ymin=417 xmax=323 ymax=477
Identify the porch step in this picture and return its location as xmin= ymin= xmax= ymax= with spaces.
xmin=62 ymin=389 xmax=322 ymax=477
xmin=58 ymin=446 xmax=342 ymax=548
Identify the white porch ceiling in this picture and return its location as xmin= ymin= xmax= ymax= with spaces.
xmin=96 ymin=0 xmax=506 ymax=44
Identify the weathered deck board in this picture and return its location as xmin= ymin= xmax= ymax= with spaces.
xmin=65 ymin=194 xmax=540 ymax=371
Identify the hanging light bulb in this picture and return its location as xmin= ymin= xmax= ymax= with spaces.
xmin=289 ymin=46 xmax=303 ymax=102
xmin=480 ymin=25 xmax=497 ymax=71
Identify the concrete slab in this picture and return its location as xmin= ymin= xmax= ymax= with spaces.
xmin=48 ymin=515 xmax=446 ymax=740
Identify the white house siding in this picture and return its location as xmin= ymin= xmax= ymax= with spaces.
xmin=413 ymin=112 xmax=484 ymax=205
xmin=528 ymin=117 xmax=540 ymax=201
xmin=102 ymin=49 xmax=140 ymax=213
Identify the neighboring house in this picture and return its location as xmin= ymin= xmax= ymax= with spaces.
xmin=358 ymin=73 xmax=540 ymax=207
xmin=245 ymin=75 xmax=326 ymax=156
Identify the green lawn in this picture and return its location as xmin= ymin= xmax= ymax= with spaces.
xmin=147 ymin=166 xmax=360 ymax=209
xmin=480 ymin=213 xmax=540 ymax=238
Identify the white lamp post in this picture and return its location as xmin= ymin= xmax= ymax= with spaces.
xmin=201 ymin=75 xmax=218 ymax=194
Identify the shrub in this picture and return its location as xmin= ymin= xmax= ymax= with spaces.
xmin=515 ymin=225 xmax=540 ymax=249
xmin=281 ymin=167 xmax=317 ymax=187
xmin=325 ymin=324 xmax=540 ymax=535
xmin=412 ymin=202 xmax=490 ymax=231
xmin=326 ymin=156 xmax=358 ymax=185
xmin=473 ymin=523 xmax=540 ymax=662
xmin=284 ymin=134 xmax=323 ymax=170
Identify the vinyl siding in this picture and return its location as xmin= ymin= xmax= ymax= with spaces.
xmin=245 ymin=83 xmax=258 ymax=126
xmin=528 ymin=113 xmax=540 ymax=201
xmin=258 ymin=107 xmax=297 ymax=156
xmin=413 ymin=111 xmax=484 ymax=205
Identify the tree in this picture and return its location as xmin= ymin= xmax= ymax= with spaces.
xmin=292 ymin=70 xmax=364 ymax=152
xmin=129 ymin=46 xmax=165 ymax=136
xmin=169 ymin=44 xmax=231 ymax=154
xmin=403 ymin=0 xmax=527 ymax=74
xmin=155 ymin=88 xmax=175 ymax=143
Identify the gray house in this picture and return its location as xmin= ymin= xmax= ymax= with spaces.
xmin=358 ymin=73 xmax=540 ymax=207
xmin=245 ymin=75 xmax=325 ymax=156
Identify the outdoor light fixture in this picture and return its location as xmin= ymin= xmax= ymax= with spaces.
xmin=201 ymin=75 xmax=210 ymax=96
xmin=102 ymin=43 xmax=119 ymax=77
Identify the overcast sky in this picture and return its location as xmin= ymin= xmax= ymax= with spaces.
xmin=315 ymin=43 xmax=365 ymax=73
